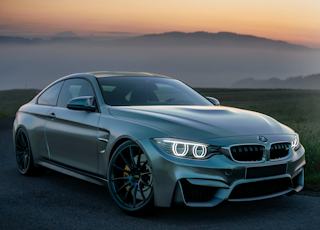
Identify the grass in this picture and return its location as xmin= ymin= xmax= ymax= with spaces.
xmin=1 ymin=88 xmax=320 ymax=190
xmin=0 ymin=89 xmax=39 ymax=120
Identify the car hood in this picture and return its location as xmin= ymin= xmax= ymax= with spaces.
xmin=109 ymin=106 xmax=294 ymax=140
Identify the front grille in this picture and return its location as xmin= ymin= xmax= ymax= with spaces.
xmin=230 ymin=145 xmax=264 ymax=162
xmin=270 ymin=143 xmax=290 ymax=160
xmin=229 ymin=178 xmax=291 ymax=199
xmin=180 ymin=179 xmax=217 ymax=202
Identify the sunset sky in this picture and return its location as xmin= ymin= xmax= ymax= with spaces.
xmin=0 ymin=0 xmax=319 ymax=47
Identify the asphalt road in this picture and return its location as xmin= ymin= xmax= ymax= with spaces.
xmin=1 ymin=116 xmax=320 ymax=230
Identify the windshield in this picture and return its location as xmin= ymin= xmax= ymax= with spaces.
xmin=97 ymin=77 xmax=212 ymax=106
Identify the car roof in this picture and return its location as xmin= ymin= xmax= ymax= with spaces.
xmin=87 ymin=71 xmax=172 ymax=79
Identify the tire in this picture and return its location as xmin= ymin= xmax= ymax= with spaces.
xmin=108 ymin=140 xmax=154 ymax=215
xmin=15 ymin=128 xmax=46 ymax=176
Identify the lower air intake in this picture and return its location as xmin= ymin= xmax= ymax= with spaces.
xmin=180 ymin=179 xmax=217 ymax=202
xmin=229 ymin=178 xmax=291 ymax=199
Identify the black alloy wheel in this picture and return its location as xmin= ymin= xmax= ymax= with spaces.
xmin=15 ymin=128 xmax=45 ymax=176
xmin=108 ymin=140 xmax=154 ymax=214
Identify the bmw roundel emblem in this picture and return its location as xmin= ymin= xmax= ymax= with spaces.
xmin=258 ymin=136 xmax=268 ymax=142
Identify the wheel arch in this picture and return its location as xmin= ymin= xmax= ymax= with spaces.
xmin=106 ymin=136 xmax=153 ymax=180
xmin=109 ymin=137 xmax=133 ymax=162
xmin=108 ymin=136 xmax=152 ymax=164
xmin=13 ymin=124 xmax=29 ymax=150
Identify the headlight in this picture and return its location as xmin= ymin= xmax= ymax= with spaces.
xmin=153 ymin=138 xmax=220 ymax=159
xmin=291 ymin=135 xmax=300 ymax=151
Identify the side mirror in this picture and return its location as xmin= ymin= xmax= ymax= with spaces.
xmin=206 ymin=97 xmax=220 ymax=106
xmin=67 ymin=96 xmax=96 ymax=112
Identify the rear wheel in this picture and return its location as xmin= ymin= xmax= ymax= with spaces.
xmin=108 ymin=140 xmax=154 ymax=215
xmin=15 ymin=128 xmax=45 ymax=176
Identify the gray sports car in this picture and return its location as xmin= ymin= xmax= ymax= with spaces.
xmin=13 ymin=71 xmax=305 ymax=214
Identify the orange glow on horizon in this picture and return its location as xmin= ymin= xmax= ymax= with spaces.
xmin=0 ymin=0 xmax=319 ymax=47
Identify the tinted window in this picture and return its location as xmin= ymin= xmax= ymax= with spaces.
xmin=38 ymin=81 xmax=63 ymax=106
xmin=57 ymin=78 xmax=95 ymax=108
xmin=98 ymin=77 xmax=212 ymax=106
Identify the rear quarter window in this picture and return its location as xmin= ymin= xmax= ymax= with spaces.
xmin=38 ymin=81 xmax=64 ymax=106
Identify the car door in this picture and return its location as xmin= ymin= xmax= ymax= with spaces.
xmin=29 ymin=81 xmax=64 ymax=159
xmin=44 ymin=78 xmax=100 ymax=174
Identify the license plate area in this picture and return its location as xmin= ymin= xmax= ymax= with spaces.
xmin=246 ymin=164 xmax=287 ymax=179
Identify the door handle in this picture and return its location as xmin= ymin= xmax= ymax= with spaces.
xmin=47 ymin=113 xmax=56 ymax=119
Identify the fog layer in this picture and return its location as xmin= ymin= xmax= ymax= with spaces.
xmin=0 ymin=43 xmax=320 ymax=90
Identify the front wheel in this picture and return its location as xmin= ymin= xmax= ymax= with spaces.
xmin=108 ymin=140 xmax=154 ymax=214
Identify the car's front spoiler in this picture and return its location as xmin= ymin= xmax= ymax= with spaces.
xmin=171 ymin=166 xmax=304 ymax=207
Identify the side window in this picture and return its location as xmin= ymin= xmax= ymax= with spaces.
xmin=38 ymin=81 xmax=64 ymax=106
xmin=57 ymin=78 xmax=95 ymax=108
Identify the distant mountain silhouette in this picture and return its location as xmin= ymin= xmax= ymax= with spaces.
xmin=53 ymin=31 xmax=79 ymax=38
xmin=50 ymin=31 xmax=88 ymax=43
xmin=108 ymin=31 xmax=313 ymax=50
xmin=0 ymin=31 xmax=87 ymax=44
xmin=0 ymin=36 xmax=40 ymax=44
xmin=0 ymin=35 xmax=87 ymax=44
xmin=232 ymin=73 xmax=320 ymax=89
xmin=0 ymin=31 xmax=315 ymax=50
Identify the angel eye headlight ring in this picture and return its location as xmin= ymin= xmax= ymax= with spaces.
xmin=172 ymin=143 xmax=189 ymax=156
xmin=193 ymin=145 xmax=207 ymax=158
xmin=152 ymin=138 xmax=220 ymax=159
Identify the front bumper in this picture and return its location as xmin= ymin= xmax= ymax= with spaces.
xmin=138 ymin=134 xmax=306 ymax=208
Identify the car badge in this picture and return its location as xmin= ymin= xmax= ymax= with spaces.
xmin=258 ymin=136 xmax=268 ymax=142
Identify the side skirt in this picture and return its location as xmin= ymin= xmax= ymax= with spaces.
xmin=36 ymin=159 xmax=108 ymax=187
